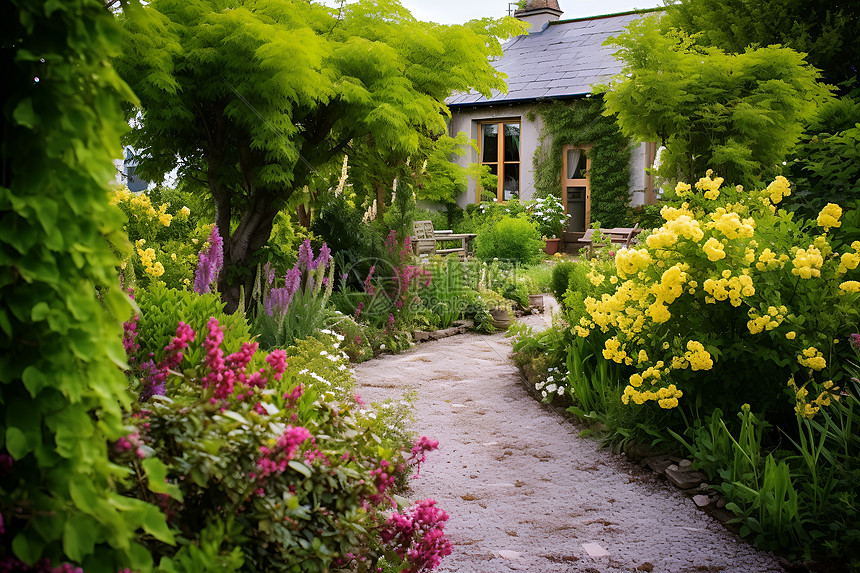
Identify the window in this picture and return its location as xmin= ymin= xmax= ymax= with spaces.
xmin=561 ymin=144 xmax=591 ymax=232
xmin=478 ymin=120 xmax=520 ymax=202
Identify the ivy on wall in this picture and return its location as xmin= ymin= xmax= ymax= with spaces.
xmin=528 ymin=96 xmax=632 ymax=229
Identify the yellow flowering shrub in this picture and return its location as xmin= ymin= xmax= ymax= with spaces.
xmin=572 ymin=173 xmax=860 ymax=413
xmin=112 ymin=186 xmax=207 ymax=291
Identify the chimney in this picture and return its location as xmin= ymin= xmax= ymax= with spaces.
xmin=514 ymin=0 xmax=563 ymax=30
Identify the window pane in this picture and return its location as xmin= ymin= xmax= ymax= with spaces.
xmin=566 ymin=149 xmax=581 ymax=179
xmin=566 ymin=186 xmax=587 ymax=232
xmin=575 ymin=152 xmax=588 ymax=178
xmin=482 ymin=124 xmax=498 ymax=163
xmin=504 ymin=123 xmax=520 ymax=162
xmin=503 ymin=162 xmax=519 ymax=200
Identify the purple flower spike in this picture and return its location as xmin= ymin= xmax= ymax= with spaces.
xmin=194 ymin=225 xmax=224 ymax=294
xmin=298 ymin=239 xmax=314 ymax=271
xmin=315 ymin=243 xmax=331 ymax=270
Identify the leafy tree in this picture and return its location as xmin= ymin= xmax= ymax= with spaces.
xmin=116 ymin=0 xmax=526 ymax=311
xmin=664 ymin=0 xmax=860 ymax=92
xmin=1 ymin=1 xmax=170 ymax=570
xmin=601 ymin=16 xmax=830 ymax=187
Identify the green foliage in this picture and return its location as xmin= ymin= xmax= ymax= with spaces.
xmin=529 ymin=98 xmax=632 ymax=228
xmin=602 ymin=16 xmax=830 ymax=188
xmin=119 ymin=326 xmax=421 ymax=571
xmin=134 ymin=285 xmax=253 ymax=366
xmin=116 ymin=0 xmax=527 ymax=309
xmin=0 ymin=0 xmax=170 ymax=569
xmin=664 ymin=0 xmax=860 ymax=92
xmin=518 ymin=263 xmax=554 ymax=295
xmin=312 ymin=194 xmax=384 ymax=291
xmin=784 ymin=93 xmax=860 ymax=218
xmin=550 ymin=261 xmax=579 ymax=303
xmin=421 ymin=258 xmax=467 ymax=329
xmin=474 ymin=216 xmax=544 ymax=266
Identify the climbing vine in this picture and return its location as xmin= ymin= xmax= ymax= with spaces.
xmin=1 ymin=1 xmax=169 ymax=570
xmin=528 ymin=97 xmax=632 ymax=228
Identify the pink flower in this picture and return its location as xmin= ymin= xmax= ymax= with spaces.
xmin=266 ymin=349 xmax=287 ymax=381
xmin=409 ymin=436 xmax=439 ymax=477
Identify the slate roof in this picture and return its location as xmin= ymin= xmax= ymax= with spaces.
xmin=447 ymin=11 xmax=648 ymax=107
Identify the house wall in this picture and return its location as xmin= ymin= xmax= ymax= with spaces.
xmin=450 ymin=105 xmax=654 ymax=211
xmin=629 ymin=142 xmax=649 ymax=207
xmin=449 ymin=103 xmax=544 ymax=208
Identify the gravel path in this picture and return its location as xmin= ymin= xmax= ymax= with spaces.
xmin=353 ymin=310 xmax=787 ymax=573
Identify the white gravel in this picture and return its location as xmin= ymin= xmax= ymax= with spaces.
xmin=353 ymin=311 xmax=787 ymax=573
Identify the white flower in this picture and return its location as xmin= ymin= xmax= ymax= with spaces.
xmin=535 ymin=381 xmax=546 ymax=390
xmin=557 ymin=386 xmax=564 ymax=395
xmin=541 ymin=390 xmax=547 ymax=398
xmin=546 ymin=375 xmax=554 ymax=382
xmin=546 ymin=383 xmax=557 ymax=393
xmin=380 ymin=344 xmax=386 ymax=350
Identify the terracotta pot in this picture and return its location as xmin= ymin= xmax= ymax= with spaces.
xmin=543 ymin=237 xmax=561 ymax=255
xmin=489 ymin=308 xmax=512 ymax=331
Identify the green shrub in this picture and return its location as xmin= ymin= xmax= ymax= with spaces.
xmin=312 ymin=194 xmax=384 ymax=291
xmin=520 ymin=263 xmax=554 ymax=294
xmin=134 ymin=285 xmax=253 ymax=366
xmin=474 ymin=215 xmax=544 ymax=265
xmin=118 ymin=323 xmax=427 ymax=571
xmin=550 ymin=261 xmax=578 ymax=302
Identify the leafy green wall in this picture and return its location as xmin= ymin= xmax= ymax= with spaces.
xmin=528 ymin=97 xmax=632 ymax=229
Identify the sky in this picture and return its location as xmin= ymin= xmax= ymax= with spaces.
xmin=394 ymin=0 xmax=663 ymax=26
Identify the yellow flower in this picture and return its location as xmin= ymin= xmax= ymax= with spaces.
xmin=684 ymin=340 xmax=713 ymax=371
xmin=180 ymin=206 xmax=191 ymax=217
xmin=791 ymin=247 xmax=823 ymax=279
xmin=816 ymin=203 xmax=843 ymax=229
xmin=797 ymin=347 xmax=826 ymax=371
xmin=675 ymin=182 xmax=691 ymax=197
xmin=702 ymin=238 xmax=726 ymax=261
xmin=786 ymin=331 xmax=796 ymax=340
xmin=839 ymin=281 xmax=860 ymax=294
xmin=841 ymin=252 xmax=860 ymax=270
xmin=766 ymin=176 xmax=791 ymax=204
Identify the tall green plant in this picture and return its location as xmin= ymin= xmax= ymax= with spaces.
xmin=1 ymin=1 xmax=169 ymax=569
xmin=602 ymin=16 xmax=830 ymax=187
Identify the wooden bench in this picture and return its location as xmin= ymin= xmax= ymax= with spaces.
xmin=412 ymin=220 xmax=476 ymax=258
xmin=576 ymin=224 xmax=641 ymax=258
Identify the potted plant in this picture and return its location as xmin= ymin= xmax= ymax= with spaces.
xmin=527 ymin=195 xmax=569 ymax=255
xmin=479 ymin=288 xmax=513 ymax=331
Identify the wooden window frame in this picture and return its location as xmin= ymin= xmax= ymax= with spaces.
xmin=476 ymin=119 xmax=521 ymax=203
xmin=561 ymin=143 xmax=592 ymax=231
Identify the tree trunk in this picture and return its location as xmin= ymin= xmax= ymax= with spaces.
xmin=216 ymin=191 xmax=284 ymax=314
xmin=297 ymin=203 xmax=311 ymax=228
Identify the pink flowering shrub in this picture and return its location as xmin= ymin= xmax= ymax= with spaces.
xmin=379 ymin=499 xmax=453 ymax=573
xmin=116 ymin=315 xmax=449 ymax=571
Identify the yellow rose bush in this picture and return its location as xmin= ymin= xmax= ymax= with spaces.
xmin=574 ymin=172 xmax=860 ymax=413
xmin=112 ymin=186 xmax=208 ymax=291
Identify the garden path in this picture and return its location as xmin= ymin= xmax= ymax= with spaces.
xmin=352 ymin=306 xmax=787 ymax=573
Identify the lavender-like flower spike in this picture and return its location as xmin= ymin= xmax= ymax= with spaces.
xmin=194 ymin=225 xmax=224 ymax=294
xmin=315 ymin=243 xmax=331 ymax=270
xmin=298 ymin=239 xmax=315 ymax=272
xmin=284 ymin=266 xmax=301 ymax=299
